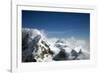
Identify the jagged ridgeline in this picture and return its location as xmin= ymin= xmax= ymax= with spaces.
xmin=22 ymin=28 xmax=90 ymax=62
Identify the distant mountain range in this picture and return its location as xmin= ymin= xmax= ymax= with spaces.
xmin=22 ymin=28 xmax=90 ymax=62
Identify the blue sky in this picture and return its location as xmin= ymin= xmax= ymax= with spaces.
xmin=22 ymin=10 xmax=90 ymax=40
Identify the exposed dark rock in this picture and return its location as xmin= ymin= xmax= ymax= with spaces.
xmin=53 ymin=49 xmax=69 ymax=61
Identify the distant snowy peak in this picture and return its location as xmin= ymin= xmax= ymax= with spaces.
xmin=56 ymin=39 xmax=66 ymax=44
xmin=55 ymin=39 xmax=68 ymax=48
xmin=54 ymin=39 xmax=72 ymax=54
xmin=54 ymin=39 xmax=83 ymax=54
xmin=73 ymin=46 xmax=82 ymax=53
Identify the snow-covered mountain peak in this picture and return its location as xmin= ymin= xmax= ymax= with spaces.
xmin=22 ymin=28 xmax=90 ymax=62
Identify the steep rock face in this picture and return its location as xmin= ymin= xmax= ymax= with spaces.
xmin=32 ymin=35 xmax=54 ymax=62
xmin=22 ymin=28 xmax=54 ymax=62
xmin=22 ymin=28 xmax=37 ymax=62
